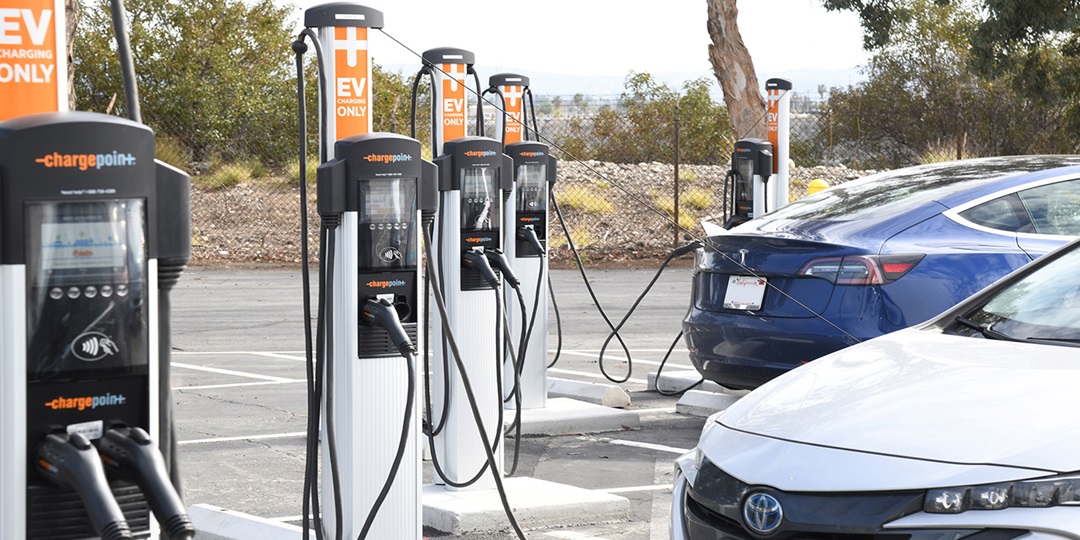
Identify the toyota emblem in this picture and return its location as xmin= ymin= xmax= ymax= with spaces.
xmin=743 ymin=491 xmax=783 ymax=535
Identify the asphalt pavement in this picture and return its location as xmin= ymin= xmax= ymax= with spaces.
xmin=170 ymin=262 xmax=709 ymax=540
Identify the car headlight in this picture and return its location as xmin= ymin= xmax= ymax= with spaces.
xmin=925 ymin=475 xmax=1080 ymax=513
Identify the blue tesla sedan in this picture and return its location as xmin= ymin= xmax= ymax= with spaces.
xmin=683 ymin=155 xmax=1080 ymax=390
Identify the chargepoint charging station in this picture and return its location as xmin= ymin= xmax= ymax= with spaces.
xmin=430 ymin=136 xmax=512 ymax=490
xmin=728 ymin=138 xmax=773 ymax=227
xmin=316 ymin=132 xmax=436 ymax=539
xmin=501 ymin=143 xmax=555 ymax=409
xmin=0 ymin=112 xmax=193 ymax=540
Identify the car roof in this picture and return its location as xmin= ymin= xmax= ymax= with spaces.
xmin=735 ymin=155 xmax=1080 ymax=240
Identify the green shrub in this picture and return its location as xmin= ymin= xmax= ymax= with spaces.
xmin=155 ymin=137 xmax=191 ymax=171
xmin=682 ymin=188 xmax=713 ymax=210
xmin=555 ymin=185 xmax=615 ymax=214
xmin=195 ymin=166 xmax=251 ymax=190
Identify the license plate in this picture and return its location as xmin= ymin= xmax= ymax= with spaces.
xmin=724 ymin=276 xmax=767 ymax=310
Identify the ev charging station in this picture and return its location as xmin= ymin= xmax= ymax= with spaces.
xmin=729 ymin=138 xmax=773 ymax=226
xmin=501 ymin=141 xmax=556 ymax=410
xmin=315 ymin=132 xmax=436 ymax=540
xmin=0 ymin=112 xmax=194 ymax=540
xmin=429 ymin=136 xmax=512 ymax=490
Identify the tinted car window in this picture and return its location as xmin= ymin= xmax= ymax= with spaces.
xmin=769 ymin=158 xmax=1077 ymax=221
xmin=1017 ymin=179 xmax=1080 ymax=235
xmin=958 ymin=194 xmax=1033 ymax=233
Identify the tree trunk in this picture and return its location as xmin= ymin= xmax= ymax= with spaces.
xmin=66 ymin=0 xmax=78 ymax=109
xmin=706 ymin=0 xmax=767 ymax=140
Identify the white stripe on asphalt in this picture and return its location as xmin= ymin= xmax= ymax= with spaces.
xmin=609 ymin=439 xmax=690 ymax=455
xmin=547 ymin=367 xmax=647 ymax=385
xmin=179 ymin=431 xmax=306 ymax=445
xmin=544 ymin=531 xmax=611 ymax=540
xmin=176 ymin=380 xmax=305 ymax=391
xmin=600 ymin=484 xmax=673 ymax=494
xmin=171 ymin=362 xmax=295 ymax=382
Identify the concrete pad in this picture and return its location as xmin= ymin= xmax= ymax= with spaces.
xmin=547 ymin=377 xmax=631 ymax=408
xmin=423 ymin=477 xmax=629 ymax=535
xmin=676 ymin=390 xmax=742 ymax=418
xmin=506 ymin=397 xmax=640 ymax=436
xmin=647 ymin=370 xmax=726 ymax=394
xmin=189 ymin=504 xmax=307 ymax=540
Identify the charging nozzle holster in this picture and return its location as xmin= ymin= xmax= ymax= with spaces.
xmin=361 ymin=298 xmax=417 ymax=356
xmin=463 ymin=249 xmax=501 ymax=289
xmin=485 ymin=249 xmax=519 ymax=288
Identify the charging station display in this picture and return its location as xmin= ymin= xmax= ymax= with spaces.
xmin=359 ymin=178 xmax=417 ymax=271
xmin=27 ymin=199 xmax=147 ymax=382
xmin=462 ymin=167 xmax=500 ymax=232
xmin=516 ymin=163 xmax=547 ymax=213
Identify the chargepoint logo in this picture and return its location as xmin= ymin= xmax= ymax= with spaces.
xmin=367 ymin=279 xmax=406 ymax=289
xmin=464 ymin=150 xmax=496 ymax=158
xmin=44 ymin=393 xmax=127 ymax=411
xmin=35 ymin=150 xmax=137 ymax=171
xmin=518 ymin=151 xmax=545 ymax=158
xmin=465 ymin=236 xmax=493 ymax=244
xmin=363 ymin=153 xmax=413 ymax=164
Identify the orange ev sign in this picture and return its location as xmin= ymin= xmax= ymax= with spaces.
xmin=0 ymin=0 xmax=64 ymax=121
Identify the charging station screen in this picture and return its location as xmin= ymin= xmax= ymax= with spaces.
xmin=25 ymin=200 xmax=149 ymax=382
xmin=359 ymin=178 xmax=417 ymax=271
xmin=516 ymin=164 xmax=547 ymax=213
xmin=461 ymin=167 xmax=500 ymax=232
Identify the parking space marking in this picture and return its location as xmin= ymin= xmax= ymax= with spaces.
xmin=554 ymin=349 xmax=694 ymax=370
xmin=172 ymin=362 xmax=296 ymax=382
xmin=650 ymin=459 xmax=672 ymax=540
xmin=179 ymin=431 xmax=306 ymax=445
xmin=548 ymin=367 xmax=648 ymax=385
xmin=177 ymin=380 xmax=305 ymax=391
xmin=544 ymin=531 xmax=611 ymax=540
xmin=609 ymin=439 xmax=689 ymax=455
xmin=600 ymin=484 xmax=672 ymax=494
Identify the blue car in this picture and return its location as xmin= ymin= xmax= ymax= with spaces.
xmin=683 ymin=155 xmax=1080 ymax=390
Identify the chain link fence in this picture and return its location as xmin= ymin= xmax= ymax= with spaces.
xmin=159 ymin=91 xmax=1045 ymax=265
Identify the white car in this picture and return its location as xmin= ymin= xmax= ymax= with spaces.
xmin=671 ymin=237 xmax=1080 ymax=539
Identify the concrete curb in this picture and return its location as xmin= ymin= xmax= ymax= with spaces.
xmin=676 ymin=390 xmax=742 ymax=417
xmin=509 ymin=397 xmax=640 ymax=435
xmin=189 ymin=504 xmax=306 ymax=540
xmin=548 ymin=377 xmax=631 ymax=408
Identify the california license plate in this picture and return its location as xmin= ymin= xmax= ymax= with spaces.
xmin=724 ymin=276 xmax=767 ymax=310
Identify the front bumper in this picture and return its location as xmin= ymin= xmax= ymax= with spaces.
xmin=670 ymin=423 xmax=1080 ymax=539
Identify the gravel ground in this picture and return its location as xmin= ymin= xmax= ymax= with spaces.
xmin=188 ymin=162 xmax=872 ymax=267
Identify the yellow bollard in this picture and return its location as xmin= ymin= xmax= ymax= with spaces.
xmin=807 ymin=178 xmax=830 ymax=195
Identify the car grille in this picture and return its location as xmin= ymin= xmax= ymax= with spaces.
xmin=684 ymin=460 xmax=1025 ymax=540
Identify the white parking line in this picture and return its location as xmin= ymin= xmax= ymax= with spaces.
xmin=554 ymin=349 xmax=694 ymax=370
xmin=547 ymin=367 xmax=648 ymax=385
xmin=544 ymin=531 xmax=611 ymax=540
xmin=176 ymin=380 xmax=305 ymax=391
xmin=609 ymin=439 xmax=690 ymax=455
xmin=171 ymin=362 xmax=295 ymax=382
xmin=179 ymin=431 xmax=306 ymax=445
xmin=599 ymin=484 xmax=672 ymax=494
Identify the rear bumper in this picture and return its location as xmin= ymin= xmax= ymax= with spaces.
xmin=682 ymin=309 xmax=876 ymax=390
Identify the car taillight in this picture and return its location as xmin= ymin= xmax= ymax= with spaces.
xmin=798 ymin=254 xmax=923 ymax=285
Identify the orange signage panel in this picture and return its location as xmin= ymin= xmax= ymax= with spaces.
xmin=501 ymin=85 xmax=524 ymax=144
xmin=440 ymin=62 xmax=467 ymax=142
xmin=0 ymin=0 xmax=64 ymax=121
xmin=332 ymin=25 xmax=370 ymax=139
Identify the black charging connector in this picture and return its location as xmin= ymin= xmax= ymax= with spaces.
xmin=463 ymin=249 xmax=501 ymax=289
xmin=37 ymin=432 xmax=133 ymax=540
xmin=96 ymin=426 xmax=195 ymax=540
xmin=517 ymin=226 xmax=545 ymax=256
xmin=484 ymin=249 xmax=519 ymax=289
xmin=361 ymin=298 xmax=416 ymax=356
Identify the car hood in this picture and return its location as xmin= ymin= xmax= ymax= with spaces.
xmin=719 ymin=329 xmax=1080 ymax=473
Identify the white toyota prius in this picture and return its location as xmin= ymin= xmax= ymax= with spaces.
xmin=671 ymin=237 xmax=1080 ymax=539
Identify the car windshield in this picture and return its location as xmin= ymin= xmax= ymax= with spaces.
xmin=767 ymin=158 xmax=1058 ymax=221
xmin=961 ymin=245 xmax=1080 ymax=342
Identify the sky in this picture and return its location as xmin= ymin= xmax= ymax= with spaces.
xmin=292 ymin=0 xmax=871 ymax=96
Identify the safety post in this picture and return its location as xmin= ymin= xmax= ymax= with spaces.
xmin=766 ymin=78 xmax=792 ymax=211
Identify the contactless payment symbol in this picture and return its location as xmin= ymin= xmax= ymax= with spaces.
xmin=380 ymin=247 xmax=402 ymax=263
xmin=71 ymin=332 xmax=118 ymax=362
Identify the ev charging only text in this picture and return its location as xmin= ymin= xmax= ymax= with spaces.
xmin=0 ymin=8 xmax=55 ymax=84
xmin=336 ymin=76 xmax=367 ymax=118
